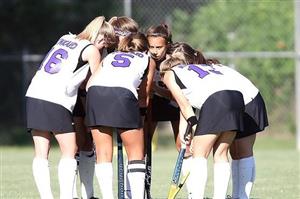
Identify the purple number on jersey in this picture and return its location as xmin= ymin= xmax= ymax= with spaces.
xmin=111 ymin=53 xmax=135 ymax=67
xmin=132 ymin=51 xmax=144 ymax=58
xmin=188 ymin=64 xmax=223 ymax=78
xmin=44 ymin=48 xmax=68 ymax=74
xmin=188 ymin=64 xmax=209 ymax=78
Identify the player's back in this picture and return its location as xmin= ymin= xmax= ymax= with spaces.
xmin=172 ymin=64 xmax=257 ymax=108
xmin=26 ymin=34 xmax=91 ymax=111
xmin=90 ymin=51 xmax=150 ymax=98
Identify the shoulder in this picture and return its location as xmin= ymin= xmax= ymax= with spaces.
xmin=148 ymin=57 xmax=157 ymax=72
xmin=149 ymin=57 xmax=156 ymax=66
xmin=82 ymin=45 xmax=100 ymax=59
xmin=164 ymin=70 xmax=175 ymax=82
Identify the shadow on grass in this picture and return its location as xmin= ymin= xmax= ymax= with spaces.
xmin=153 ymin=198 xmax=260 ymax=199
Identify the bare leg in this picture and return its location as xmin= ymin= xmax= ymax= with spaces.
xmin=74 ymin=116 xmax=96 ymax=199
xmin=190 ymin=134 xmax=218 ymax=199
xmin=121 ymin=128 xmax=145 ymax=199
xmin=55 ymin=132 xmax=77 ymax=199
xmin=32 ymin=130 xmax=54 ymax=199
xmin=212 ymin=131 xmax=236 ymax=199
xmin=91 ymin=127 xmax=114 ymax=199
xmin=230 ymin=134 xmax=256 ymax=199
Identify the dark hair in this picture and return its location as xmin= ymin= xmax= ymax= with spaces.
xmin=146 ymin=24 xmax=172 ymax=44
xmin=206 ymin=58 xmax=221 ymax=65
xmin=118 ymin=32 xmax=148 ymax=52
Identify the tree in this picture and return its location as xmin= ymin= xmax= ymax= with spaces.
xmin=0 ymin=0 xmax=117 ymax=53
xmin=171 ymin=0 xmax=295 ymax=134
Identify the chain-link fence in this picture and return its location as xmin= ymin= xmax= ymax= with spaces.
xmin=1 ymin=0 xmax=298 ymax=144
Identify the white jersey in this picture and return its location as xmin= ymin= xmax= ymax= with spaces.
xmin=172 ymin=64 xmax=259 ymax=109
xmin=88 ymin=51 xmax=150 ymax=99
xmin=26 ymin=34 xmax=92 ymax=111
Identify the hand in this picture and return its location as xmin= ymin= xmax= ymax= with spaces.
xmin=185 ymin=141 xmax=193 ymax=157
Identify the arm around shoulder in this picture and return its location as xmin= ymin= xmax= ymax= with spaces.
xmin=138 ymin=57 xmax=156 ymax=108
xmin=81 ymin=45 xmax=101 ymax=74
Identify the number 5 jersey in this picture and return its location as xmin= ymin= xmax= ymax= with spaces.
xmin=87 ymin=51 xmax=150 ymax=99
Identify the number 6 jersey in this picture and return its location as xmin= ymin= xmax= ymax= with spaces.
xmin=25 ymin=34 xmax=91 ymax=112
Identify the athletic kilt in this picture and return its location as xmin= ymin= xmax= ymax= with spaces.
xmin=86 ymin=86 xmax=142 ymax=129
xmin=26 ymin=97 xmax=74 ymax=133
xmin=194 ymin=90 xmax=245 ymax=136
xmin=72 ymin=94 xmax=85 ymax=118
xmin=151 ymin=94 xmax=180 ymax=121
xmin=236 ymin=92 xmax=269 ymax=139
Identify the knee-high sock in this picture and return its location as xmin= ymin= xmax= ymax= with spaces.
xmin=182 ymin=156 xmax=193 ymax=199
xmin=32 ymin=157 xmax=54 ymax=199
xmin=190 ymin=157 xmax=207 ymax=199
xmin=213 ymin=162 xmax=231 ymax=199
xmin=231 ymin=159 xmax=239 ymax=199
xmin=79 ymin=151 xmax=95 ymax=199
xmin=58 ymin=158 xmax=77 ymax=199
xmin=238 ymin=156 xmax=255 ymax=199
xmin=95 ymin=162 xmax=114 ymax=199
xmin=73 ymin=153 xmax=80 ymax=199
xmin=127 ymin=160 xmax=146 ymax=199
xmin=124 ymin=160 xmax=132 ymax=199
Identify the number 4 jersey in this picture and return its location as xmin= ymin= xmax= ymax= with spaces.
xmin=172 ymin=64 xmax=259 ymax=109
xmin=25 ymin=34 xmax=91 ymax=112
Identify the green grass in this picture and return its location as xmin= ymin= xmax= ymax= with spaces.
xmin=0 ymin=134 xmax=299 ymax=199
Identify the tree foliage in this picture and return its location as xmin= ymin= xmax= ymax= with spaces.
xmin=0 ymin=0 xmax=118 ymax=53
xmin=171 ymin=0 xmax=295 ymax=133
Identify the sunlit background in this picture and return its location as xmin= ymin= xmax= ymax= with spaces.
xmin=1 ymin=0 xmax=299 ymax=149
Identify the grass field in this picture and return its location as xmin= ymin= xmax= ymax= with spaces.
xmin=0 ymin=133 xmax=299 ymax=199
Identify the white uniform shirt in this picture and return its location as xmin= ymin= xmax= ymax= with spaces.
xmin=26 ymin=34 xmax=91 ymax=111
xmin=172 ymin=64 xmax=259 ymax=109
xmin=88 ymin=51 xmax=150 ymax=99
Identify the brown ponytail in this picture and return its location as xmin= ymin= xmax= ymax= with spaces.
xmin=117 ymin=32 xmax=148 ymax=52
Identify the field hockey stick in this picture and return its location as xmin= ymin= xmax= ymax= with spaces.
xmin=144 ymin=99 xmax=153 ymax=199
xmin=117 ymin=132 xmax=125 ymax=199
xmin=144 ymin=129 xmax=152 ymax=199
xmin=167 ymin=123 xmax=192 ymax=199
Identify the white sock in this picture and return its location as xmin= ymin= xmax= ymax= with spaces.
xmin=231 ymin=159 xmax=239 ymax=198
xmin=73 ymin=153 xmax=80 ymax=198
xmin=213 ymin=162 xmax=231 ymax=199
xmin=238 ymin=156 xmax=255 ymax=199
xmin=58 ymin=158 xmax=77 ymax=199
xmin=182 ymin=156 xmax=193 ymax=199
xmin=124 ymin=161 xmax=132 ymax=199
xmin=79 ymin=151 xmax=95 ymax=199
xmin=127 ymin=160 xmax=146 ymax=199
xmin=190 ymin=157 xmax=207 ymax=199
xmin=32 ymin=157 xmax=54 ymax=199
xmin=95 ymin=162 xmax=114 ymax=199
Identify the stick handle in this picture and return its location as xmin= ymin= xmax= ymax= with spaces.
xmin=117 ymin=132 xmax=125 ymax=199
xmin=183 ymin=123 xmax=192 ymax=143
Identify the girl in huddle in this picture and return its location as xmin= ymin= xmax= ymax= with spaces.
xmin=86 ymin=32 xmax=156 ymax=199
xmin=144 ymin=24 xmax=180 ymax=198
xmin=168 ymin=42 xmax=268 ymax=199
xmin=25 ymin=16 xmax=115 ymax=199
xmin=159 ymin=43 xmax=268 ymax=199
xmin=108 ymin=16 xmax=139 ymax=51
